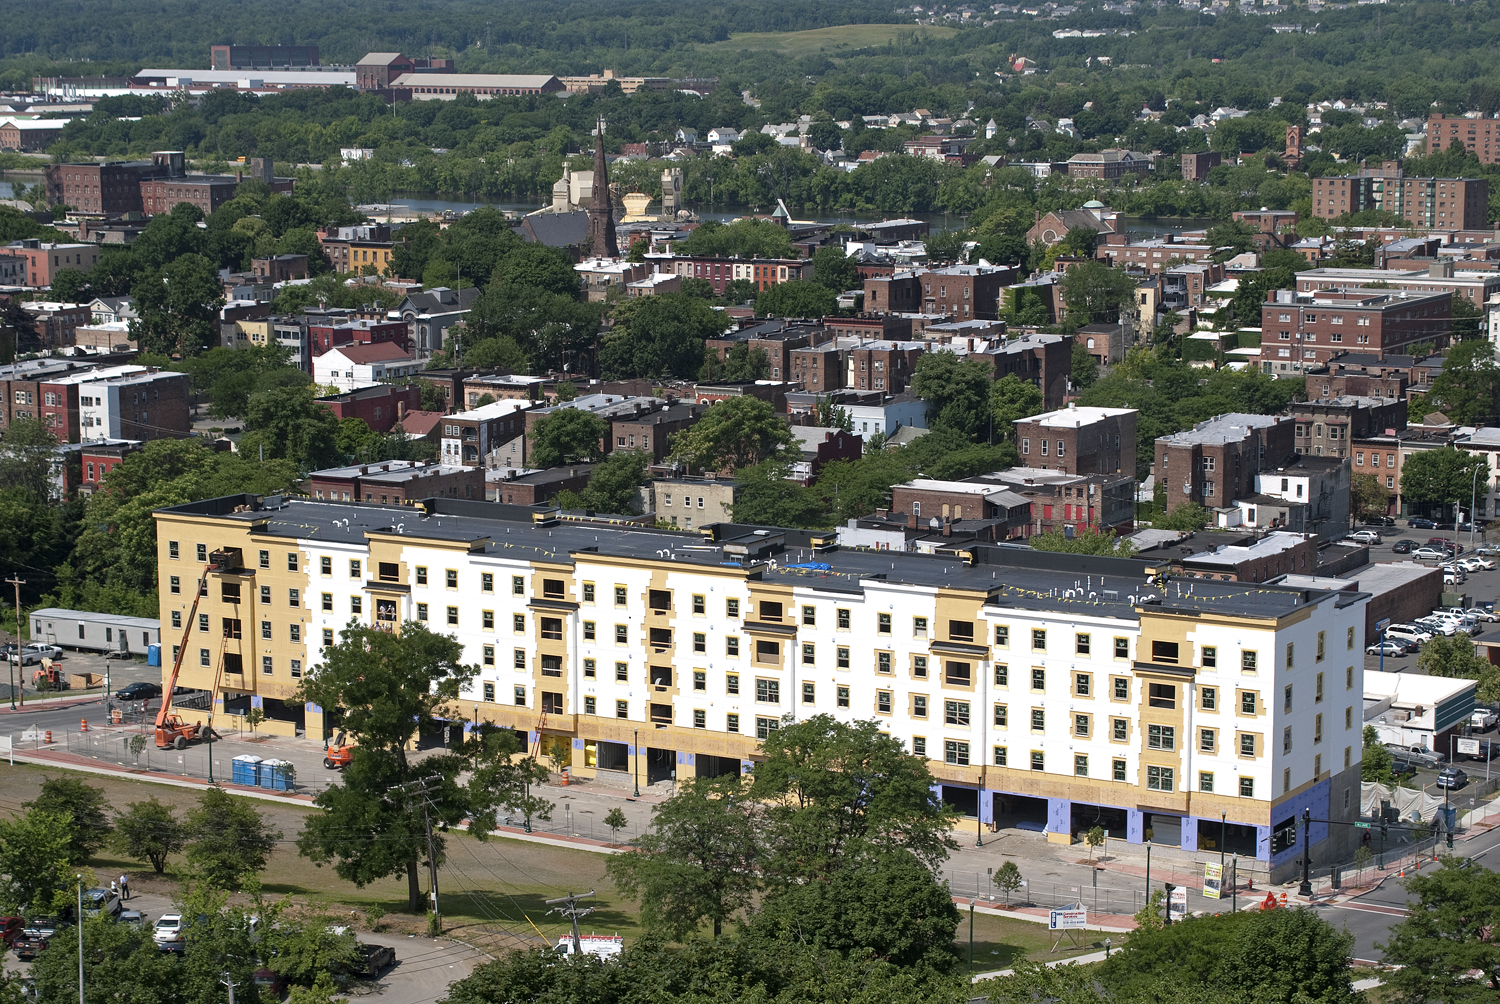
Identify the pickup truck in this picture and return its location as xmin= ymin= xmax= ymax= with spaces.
xmin=12 ymin=933 xmax=48 ymax=960
xmin=1472 ymin=708 xmax=1499 ymax=730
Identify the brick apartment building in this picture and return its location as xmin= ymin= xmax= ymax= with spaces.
xmin=823 ymin=314 xmax=910 ymax=343
xmin=0 ymin=252 xmax=25 ymax=285
xmin=1154 ymin=413 xmax=1296 ymax=513
xmin=647 ymin=255 xmax=814 ymax=295
xmin=888 ymin=479 xmax=1033 ymax=534
xmin=1311 ymin=171 xmax=1489 ymax=229
xmin=314 ymin=383 xmax=424 ymax=434
xmin=1260 ymin=288 xmax=1452 ymax=370
xmin=1098 ymin=237 xmax=1218 ymax=272
xmin=440 ymin=399 xmax=535 ymax=467
xmin=492 ymin=465 xmax=594 ymax=506
xmin=1289 ymin=395 xmax=1408 ymax=460
xmin=917 ymin=264 xmax=1016 ymax=320
xmin=387 ymin=73 xmax=566 ymax=99
xmin=22 ymin=301 xmax=91 ymax=349
xmin=862 ymin=271 xmax=924 ymax=314
xmin=307 ymin=318 xmax=409 ymax=358
xmin=1065 ymin=149 xmax=1151 ymax=179
xmin=1295 ymin=263 xmax=1500 ymax=309
xmin=6 ymin=242 xmax=99 ymax=288
xmin=46 ymin=162 xmax=150 ymax=215
xmin=1181 ymin=151 xmax=1222 ymax=181
xmin=706 ymin=319 xmax=828 ymax=382
xmin=1309 ymin=358 xmax=1411 ymax=401
xmin=251 ymin=255 xmax=309 ymax=282
xmin=1013 ymin=405 xmax=1137 ymax=476
xmin=310 ymin=460 xmax=483 ymax=504
xmin=0 ymin=119 xmax=67 ymax=152
xmin=969 ymin=467 xmax=1137 ymax=536
xmin=971 ymin=332 xmax=1072 ymax=411
xmin=609 ymin=401 xmax=706 ymax=464
xmin=79 ymin=440 xmax=144 ymax=494
xmin=840 ymin=339 xmax=926 ymax=393
xmin=1427 ymin=114 xmax=1500 ymax=163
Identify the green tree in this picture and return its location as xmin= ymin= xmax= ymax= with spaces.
xmin=992 ymin=860 xmax=1022 ymax=905
xmin=1451 ymin=295 xmax=1484 ymax=341
xmin=25 ymin=776 xmax=112 ymax=863
xmin=599 ymin=294 xmax=722 ymax=380
xmin=989 ymin=374 xmax=1043 ymax=442
xmin=1417 ymin=633 xmax=1500 ymax=703
xmin=294 ymin=621 xmax=548 ymax=913
xmin=1381 ymin=858 xmax=1500 ymax=1003
xmin=0 ymin=416 xmax=61 ymax=501
xmin=112 ymin=796 xmax=185 ymax=875
xmin=129 ymin=253 xmax=225 ymax=356
xmin=1071 ymin=340 xmax=1100 ymax=389
xmin=603 ymin=807 xmax=628 ymax=841
xmin=730 ymin=459 xmax=826 ymax=528
xmin=494 ymin=244 xmax=580 ymax=297
xmin=1214 ymin=907 xmax=1357 ymax=1004
xmin=1350 ymin=472 xmax=1391 ymax=523
xmin=1059 ymin=261 xmax=1136 ymax=326
xmin=30 ymin=914 xmax=182 ymax=1004
xmin=1030 ymin=528 xmax=1135 ymax=555
xmin=528 ymin=408 xmax=608 ymax=467
xmin=0 ymin=810 xmax=74 ymax=913
xmin=1427 ymin=337 xmax=1500 ymax=426
xmin=1202 ymin=220 xmax=1260 ymax=262
xmin=911 ymin=352 xmax=993 ymax=441
xmin=184 ymin=786 xmax=281 ymax=890
xmin=606 ymin=775 xmax=760 ymax=939
xmin=241 ymin=385 xmax=342 ymax=470
xmin=754 ymin=280 xmax=837 ymax=319
xmin=1400 ymin=447 xmax=1489 ymax=514
xmin=555 ymin=449 xmax=649 ymax=514
xmin=677 ymin=219 xmax=794 ymax=259
xmin=670 ymin=397 xmax=793 ymax=473
xmin=1361 ymin=725 xmax=1395 ymax=785
xmin=809 ymin=245 xmax=859 ymax=292
xmin=701 ymin=342 xmax=770 ymax=383
xmin=1085 ymin=826 xmax=1105 ymax=860
xmin=1157 ymin=502 xmax=1211 ymax=532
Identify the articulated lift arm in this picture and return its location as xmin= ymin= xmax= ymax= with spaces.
xmin=156 ymin=561 xmax=216 ymax=734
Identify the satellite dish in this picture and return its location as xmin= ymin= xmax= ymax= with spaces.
xmin=1182 ymin=482 xmax=1193 ymax=495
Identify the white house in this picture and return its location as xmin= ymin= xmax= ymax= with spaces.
xmin=313 ymin=342 xmax=421 ymax=392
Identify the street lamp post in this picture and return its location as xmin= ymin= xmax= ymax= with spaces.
xmin=1298 ymin=807 xmax=1314 ymax=897
xmin=633 ymin=727 xmax=640 ymax=797
xmin=1219 ymin=811 xmax=1227 ymax=901
xmin=1471 ymin=464 xmax=1484 ymax=552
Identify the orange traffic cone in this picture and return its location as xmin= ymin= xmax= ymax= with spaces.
xmin=80 ymin=718 xmax=88 ymax=732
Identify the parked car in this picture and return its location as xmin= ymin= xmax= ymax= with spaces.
xmin=252 ymin=969 xmax=287 ymax=999
xmin=22 ymin=643 xmax=63 ymax=661
xmin=1364 ymin=515 xmax=1397 ymax=526
xmin=117 ymin=910 xmax=147 ymax=928
xmin=1444 ymin=569 xmax=1465 ymax=587
xmin=1417 ymin=618 xmax=1460 ymax=636
xmin=1413 ymin=547 xmax=1450 ymax=561
xmin=1428 ymin=537 xmax=1462 ymax=551
xmin=1390 ymin=757 xmax=1420 ymax=778
xmin=1437 ymin=766 xmax=1470 ymax=789
xmin=1392 ymin=539 xmax=1416 ymax=553
xmin=81 ymin=888 xmax=121 ymax=918
xmin=3 ymin=645 xmax=42 ymax=666
xmin=356 ymin=943 xmax=396 ymax=977
xmin=12 ymin=934 xmax=48 ymax=960
xmin=1367 ymin=640 xmax=1407 ymax=656
xmin=1474 ymin=546 xmax=1500 ymax=557
xmin=1386 ymin=624 xmax=1433 ymax=644
xmin=1472 ymin=708 xmax=1498 ymax=730
xmin=1347 ymin=530 xmax=1383 ymax=545
xmin=1469 ymin=607 xmax=1500 ymax=623
xmin=23 ymin=916 xmax=65 ymax=939
xmin=115 ymin=681 xmax=162 ymax=702
xmin=1409 ymin=517 xmax=1438 ymax=529
xmin=0 ymin=917 xmax=23 ymax=949
xmin=153 ymin=914 xmax=185 ymax=950
xmin=1386 ymin=744 xmax=1448 ymax=767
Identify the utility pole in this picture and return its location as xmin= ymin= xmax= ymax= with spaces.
xmin=399 ymin=776 xmax=445 ymax=929
xmin=6 ymin=576 xmax=23 ymax=710
xmin=77 ymin=875 xmax=84 ymax=1004
xmin=545 ymin=890 xmax=596 ymax=957
xmin=219 ymin=973 xmax=238 ymax=1004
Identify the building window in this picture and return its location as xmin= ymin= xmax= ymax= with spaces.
xmin=1147 ymin=724 xmax=1176 ymax=751
xmin=169 ymin=541 xmax=180 ymax=560
xmin=514 ymin=650 xmax=526 ymax=670
xmin=727 ymin=636 xmax=739 ymax=657
xmin=877 ymin=690 xmax=892 ymax=714
xmin=1242 ymin=650 xmax=1257 ymax=672
xmin=1240 ymin=734 xmax=1256 ymax=756
xmin=483 ymin=646 xmax=494 ymax=666
xmin=1030 ymin=708 xmax=1045 ymax=731
xmin=350 ymin=596 xmax=362 ymax=615
xmin=1031 ymin=668 xmax=1045 ymax=690
xmin=416 ymin=602 xmax=427 ymax=621
xmin=1241 ymin=691 xmax=1257 ymax=715
xmin=944 ymin=741 xmax=970 ymax=766
xmin=945 ymin=700 xmax=970 ymax=726
xmin=415 ymin=565 xmax=426 ymax=584
xmin=727 ymin=713 xmax=739 ymax=733
xmin=262 ymin=656 xmax=274 ymax=676
xmin=1239 ymin=776 xmax=1255 ymax=797
xmin=1112 ymin=758 xmax=1127 ymax=782
xmin=1147 ymin=766 xmax=1174 ymax=792
xmin=1075 ymin=633 xmax=1090 ymax=656
xmin=1074 ymin=673 xmax=1091 ymax=696
xmin=756 ymin=678 xmax=780 ymax=704
xmin=878 ymin=613 xmax=891 ymax=634
xmin=447 ymin=606 xmax=458 ymax=625
xmin=1030 ymin=750 xmax=1045 ymax=772
xmin=1032 ymin=628 xmax=1046 ymax=651
xmin=1074 ymin=713 xmax=1090 ymax=737
xmin=1202 ymin=646 xmax=1217 ymax=668
xmin=1200 ymin=771 xmax=1214 ymax=793
xmin=995 ymin=664 xmax=1008 ymax=686
xmin=1074 ymin=754 xmax=1089 ymax=777
xmin=1200 ymin=728 xmax=1216 ymax=752
xmin=995 ymin=625 xmax=1010 ymax=647
xmin=582 ymin=582 xmax=595 ymax=603
xmin=1114 ymin=636 xmax=1128 ymax=659
xmin=756 ymin=717 xmax=779 ymax=740
xmin=837 ymin=646 xmax=850 ymax=669
xmin=323 ymin=629 xmax=333 ymax=648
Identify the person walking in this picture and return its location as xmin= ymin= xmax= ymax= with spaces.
xmin=119 ymin=874 xmax=129 ymax=902
xmin=109 ymin=879 xmax=118 ymax=898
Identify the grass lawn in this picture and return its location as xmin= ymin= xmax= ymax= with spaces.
xmin=3 ymin=761 xmax=1108 ymax=967
xmin=698 ymin=24 xmax=959 ymax=55
xmin=959 ymin=910 xmax=1111 ymax=977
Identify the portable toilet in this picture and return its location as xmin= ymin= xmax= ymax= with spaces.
xmin=231 ymin=755 xmax=262 ymax=786
xmin=147 ymin=644 xmax=161 ymax=667
xmin=261 ymin=759 xmax=292 ymax=791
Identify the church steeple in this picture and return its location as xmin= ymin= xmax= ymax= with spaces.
xmin=587 ymin=119 xmax=618 ymax=257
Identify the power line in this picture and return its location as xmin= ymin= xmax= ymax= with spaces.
xmin=545 ymin=890 xmax=595 ymax=957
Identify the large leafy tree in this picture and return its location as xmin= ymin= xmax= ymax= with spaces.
xmin=754 ymin=280 xmax=837 ymax=319
xmin=1416 ymin=633 xmax=1500 ymax=703
xmin=605 ymin=775 xmax=760 ymax=939
xmin=670 ymin=396 xmax=793 ymax=474
xmin=240 ymin=385 xmax=342 ymax=471
xmin=1058 ymin=260 xmax=1136 ymax=326
xmin=676 ymin=219 xmax=794 ymax=259
xmin=25 ymin=776 xmax=112 ymax=863
xmin=295 ymin=621 xmax=550 ymax=913
xmin=183 ymin=786 xmax=281 ymax=891
xmin=0 ymin=809 xmax=74 ymax=913
xmin=910 ymin=351 xmax=993 ymax=441
xmin=129 ymin=253 xmax=225 ymax=357
xmin=1382 ymin=858 xmax=1500 ymax=1003
xmin=528 ymin=408 xmax=608 ymax=466
xmin=553 ymin=449 xmax=649 ymax=514
xmin=0 ymin=416 xmax=61 ymax=501
xmin=599 ymin=293 xmax=723 ymax=380
xmin=989 ymin=374 xmax=1044 ymax=442
xmin=730 ymin=459 xmax=827 ymax=528
xmin=1399 ymin=447 xmax=1489 ymax=512
xmin=1427 ymin=337 xmax=1500 ymax=426
xmin=112 ymin=797 xmax=186 ymax=875
xmin=809 ymin=245 xmax=858 ymax=292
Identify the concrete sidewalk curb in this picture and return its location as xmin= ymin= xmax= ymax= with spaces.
xmin=972 ymin=947 xmax=1114 ymax=981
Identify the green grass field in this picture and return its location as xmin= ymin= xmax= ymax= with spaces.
xmin=698 ymin=24 xmax=961 ymax=55
xmin=3 ymin=762 xmax=1118 ymax=966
